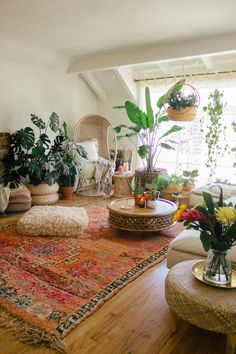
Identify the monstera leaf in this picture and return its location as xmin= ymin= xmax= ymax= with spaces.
xmin=18 ymin=127 xmax=35 ymax=150
xmin=31 ymin=114 xmax=46 ymax=130
xmin=49 ymin=112 xmax=59 ymax=133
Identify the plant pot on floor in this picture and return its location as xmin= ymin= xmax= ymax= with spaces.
xmin=27 ymin=182 xmax=59 ymax=205
xmin=60 ymin=186 xmax=74 ymax=200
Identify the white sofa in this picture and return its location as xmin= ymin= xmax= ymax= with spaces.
xmin=167 ymin=196 xmax=236 ymax=268
xmin=189 ymin=183 xmax=236 ymax=207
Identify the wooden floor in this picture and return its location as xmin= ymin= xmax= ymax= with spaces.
xmin=0 ymin=195 xmax=227 ymax=354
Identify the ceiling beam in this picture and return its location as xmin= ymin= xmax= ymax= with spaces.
xmin=80 ymin=72 xmax=106 ymax=100
xmin=158 ymin=62 xmax=169 ymax=74
xmin=201 ymin=56 xmax=214 ymax=70
xmin=69 ymin=32 xmax=236 ymax=73
xmin=114 ymin=67 xmax=137 ymax=101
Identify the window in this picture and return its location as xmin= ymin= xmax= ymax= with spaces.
xmin=138 ymin=77 xmax=236 ymax=184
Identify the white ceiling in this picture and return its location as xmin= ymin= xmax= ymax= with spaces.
xmin=0 ymin=0 xmax=236 ymax=60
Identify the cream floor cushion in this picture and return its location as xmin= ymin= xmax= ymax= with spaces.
xmin=17 ymin=206 xmax=89 ymax=237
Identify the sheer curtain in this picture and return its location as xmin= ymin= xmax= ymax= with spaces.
xmin=138 ymin=77 xmax=236 ymax=184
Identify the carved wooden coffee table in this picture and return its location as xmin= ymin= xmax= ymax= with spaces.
xmin=107 ymin=197 xmax=177 ymax=232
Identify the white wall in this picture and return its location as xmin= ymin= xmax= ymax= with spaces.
xmin=98 ymin=91 xmax=138 ymax=170
xmin=0 ymin=60 xmax=97 ymax=137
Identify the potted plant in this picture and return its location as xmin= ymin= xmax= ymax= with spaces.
xmin=3 ymin=113 xmax=67 ymax=204
xmin=144 ymin=188 xmax=160 ymax=209
xmin=150 ymin=173 xmax=170 ymax=198
xmin=163 ymin=174 xmax=183 ymax=200
xmin=166 ymin=80 xmax=199 ymax=121
xmin=114 ymin=84 xmax=183 ymax=186
xmin=182 ymin=169 xmax=199 ymax=191
xmin=202 ymin=89 xmax=228 ymax=180
xmin=56 ymin=142 xmax=80 ymax=199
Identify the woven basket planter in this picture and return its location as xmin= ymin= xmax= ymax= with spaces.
xmin=167 ymin=106 xmax=197 ymax=122
xmin=135 ymin=168 xmax=167 ymax=187
xmin=27 ymin=182 xmax=59 ymax=205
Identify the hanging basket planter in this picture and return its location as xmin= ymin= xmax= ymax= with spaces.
xmin=165 ymin=82 xmax=200 ymax=122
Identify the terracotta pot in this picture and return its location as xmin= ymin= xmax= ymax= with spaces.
xmin=60 ymin=186 xmax=74 ymax=200
xmin=182 ymin=183 xmax=195 ymax=192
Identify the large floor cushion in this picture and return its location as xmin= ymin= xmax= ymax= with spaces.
xmin=17 ymin=206 xmax=89 ymax=237
xmin=167 ymin=229 xmax=236 ymax=268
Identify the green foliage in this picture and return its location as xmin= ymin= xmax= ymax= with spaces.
xmin=3 ymin=113 xmax=68 ymax=187
xmin=151 ymin=173 xmax=170 ymax=197
xmin=202 ymin=89 xmax=228 ymax=178
xmin=56 ymin=142 xmax=80 ymax=187
xmin=182 ymin=169 xmax=199 ymax=185
xmin=167 ymin=92 xmax=196 ymax=110
xmin=231 ymin=122 xmax=236 ymax=167
xmin=114 ymin=85 xmax=184 ymax=171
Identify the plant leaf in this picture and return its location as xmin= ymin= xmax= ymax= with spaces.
xmin=202 ymin=192 xmax=215 ymax=214
xmin=113 ymin=105 xmax=125 ymax=109
xmin=200 ymin=231 xmax=211 ymax=251
xmin=138 ymin=145 xmax=150 ymax=159
xmin=31 ymin=146 xmax=45 ymax=158
xmin=145 ymin=87 xmax=154 ymax=132
xmin=49 ymin=112 xmax=59 ymax=133
xmin=158 ymin=115 xmax=170 ymax=123
xmin=19 ymin=127 xmax=35 ymax=150
xmin=125 ymin=101 xmax=148 ymax=129
xmin=30 ymin=114 xmax=46 ymax=129
xmin=159 ymin=125 xmax=183 ymax=140
xmin=160 ymin=143 xmax=175 ymax=150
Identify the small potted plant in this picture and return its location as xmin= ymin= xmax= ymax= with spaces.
xmin=146 ymin=189 xmax=160 ymax=209
xmin=163 ymin=174 xmax=183 ymax=200
xmin=182 ymin=169 xmax=199 ymax=191
xmin=166 ymin=80 xmax=199 ymax=121
xmin=56 ymin=142 xmax=80 ymax=199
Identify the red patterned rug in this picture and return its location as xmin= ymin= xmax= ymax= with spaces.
xmin=0 ymin=206 xmax=182 ymax=352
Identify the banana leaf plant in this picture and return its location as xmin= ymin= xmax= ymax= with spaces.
xmin=114 ymin=83 xmax=184 ymax=172
xmin=3 ymin=113 xmax=69 ymax=187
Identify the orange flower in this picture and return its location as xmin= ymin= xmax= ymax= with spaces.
xmin=173 ymin=204 xmax=187 ymax=222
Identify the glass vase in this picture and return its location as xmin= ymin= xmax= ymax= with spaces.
xmin=203 ymin=249 xmax=232 ymax=285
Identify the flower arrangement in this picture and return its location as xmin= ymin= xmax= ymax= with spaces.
xmin=173 ymin=187 xmax=236 ymax=284
xmin=174 ymin=190 xmax=236 ymax=252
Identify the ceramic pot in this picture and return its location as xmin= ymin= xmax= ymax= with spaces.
xmin=147 ymin=200 xmax=158 ymax=209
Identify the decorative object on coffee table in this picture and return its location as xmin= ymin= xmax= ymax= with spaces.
xmin=165 ymin=260 xmax=236 ymax=354
xmin=107 ymin=197 xmax=177 ymax=231
xmin=112 ymin=172 xmax=135 ymax=198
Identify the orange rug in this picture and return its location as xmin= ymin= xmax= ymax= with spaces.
xmin=0 ymin=206 xmax=182 ymax=352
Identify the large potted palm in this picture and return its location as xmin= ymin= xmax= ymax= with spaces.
xmin=3 ymin=112 xmax=67 ymax=205
xmin=114 ymin=83 xmax=184 ymax=186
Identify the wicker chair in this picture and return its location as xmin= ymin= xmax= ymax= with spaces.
xmin=73 ymin=114 xmax=117 ymax=195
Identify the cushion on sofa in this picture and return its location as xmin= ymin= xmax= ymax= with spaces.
xmin=17 ymin=206 xmax=89 ymax=237
xmin=167 ymin=229 xmax=236 ymax=268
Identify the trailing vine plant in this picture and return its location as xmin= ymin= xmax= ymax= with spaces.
xmin=202 ymin=89 xmax=228 ymax=179
xmin=231 ymin=122 xmax=236 ymax=168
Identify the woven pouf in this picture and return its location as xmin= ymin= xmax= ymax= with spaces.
xmin=6 ymin=185 xmax=32 ymax=212
xmin=17 ymin=205 xmax=89 ymax=237
xmin=165 ymin=260 xmax=236 ymax=354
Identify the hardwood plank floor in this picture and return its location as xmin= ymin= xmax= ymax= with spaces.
xmin=0 ymin=195 xmax=227 ymax=354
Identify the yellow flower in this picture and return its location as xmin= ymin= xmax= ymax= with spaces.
xmin=173 ymin=204 xmax=187 ymax=222
xmin=216 ymin=207 xmax=236 ymax=226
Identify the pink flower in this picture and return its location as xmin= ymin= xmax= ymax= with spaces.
xmin=181 ymin=209 xmax=204 ymax=222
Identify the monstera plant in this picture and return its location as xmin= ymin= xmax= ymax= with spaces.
xmin=3 ymin=112 xmax=68 ymax=187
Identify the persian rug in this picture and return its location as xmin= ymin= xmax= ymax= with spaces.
xmin=0 ymin=205 xmax=183 ymax=352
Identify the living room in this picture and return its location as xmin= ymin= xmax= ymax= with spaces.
xmin=0 ymin=1 xmax=236 ymax=354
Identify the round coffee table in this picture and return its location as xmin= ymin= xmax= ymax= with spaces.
xmin=107 ymin=197 xmax=177 ymax=231
xmin=165 ymin=260 xmax=236 ymax=354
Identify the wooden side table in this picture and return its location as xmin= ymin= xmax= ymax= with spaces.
xmin=165 ymin=260 xmax=236 ymax=354
xmin=171 ymin=191 xmax=190 ymax=207
xmin=112 ymin=172 xmax=134 ymax=198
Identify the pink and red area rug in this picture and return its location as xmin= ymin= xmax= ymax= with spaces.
xmin=0 ymin=206 xmax=182 ymax=352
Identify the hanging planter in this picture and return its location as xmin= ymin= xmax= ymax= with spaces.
xmin=166 ymin=81 xmax=200 ymax=122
